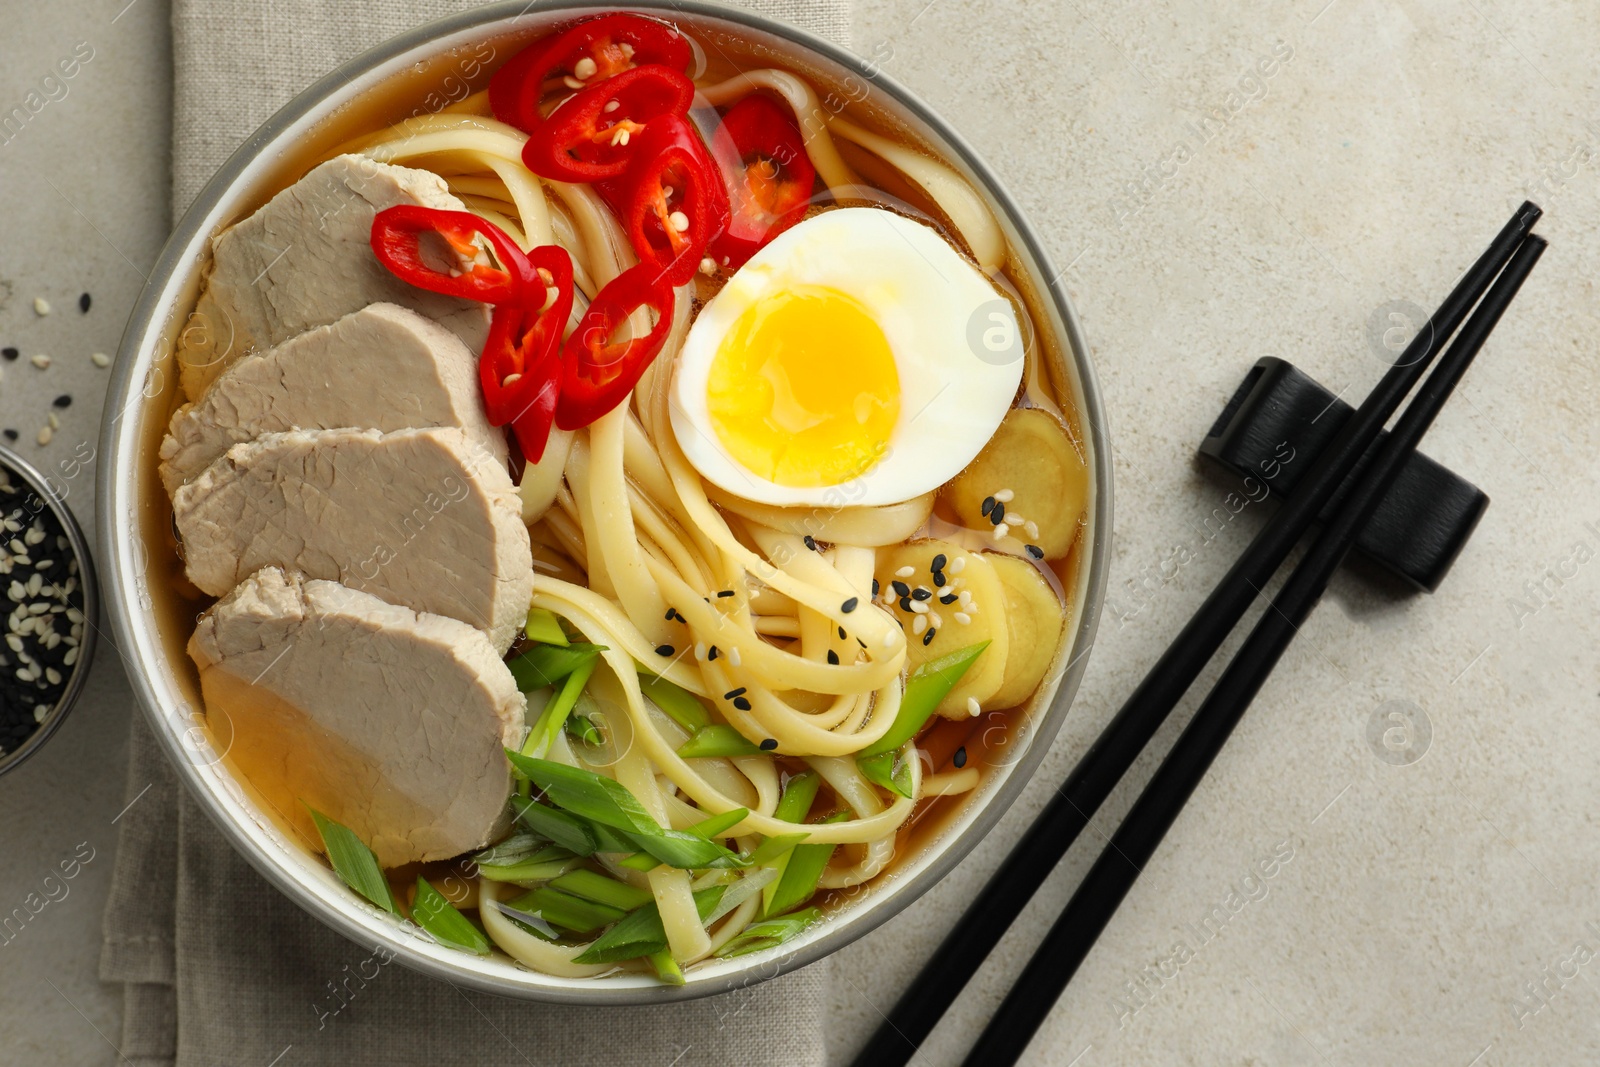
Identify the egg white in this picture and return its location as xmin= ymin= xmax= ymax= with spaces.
xmin=669 ymin=207 xmax=1023 ymax=508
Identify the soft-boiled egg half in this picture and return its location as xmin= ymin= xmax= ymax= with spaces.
xmin=670 ymin=207 xmax=1022 ymax=507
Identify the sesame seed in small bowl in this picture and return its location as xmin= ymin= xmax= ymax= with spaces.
xmin=0 ymin=443 xmax=98 ymax=778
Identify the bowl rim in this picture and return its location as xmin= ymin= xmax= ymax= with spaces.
xmin=0 ymin=441 xmax=101 ymax=779
xmin=96 ymin=0 xmax=1114 ymax=1005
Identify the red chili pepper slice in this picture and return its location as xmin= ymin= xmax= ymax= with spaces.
xmin=555 ymin=263 xmax=675 ymax=429
xmin=599 ymin=115 xmax=730 ymax=288
xmin=480 ymin=246 xmax=575 ymax=461
xmin=707 ymin=95 xmax=816 ymax=270
xmin=520 ymin=64 xmax=696 ymax=184
xmin=490 ymin=14 xmax=692 ymax=132
xmin=370 ymin=206 xmax=542 ymax=305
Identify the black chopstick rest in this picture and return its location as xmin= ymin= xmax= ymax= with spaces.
xmin=1201 ymin=356 xmax=1488 ymax=592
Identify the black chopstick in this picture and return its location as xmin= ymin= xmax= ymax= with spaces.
xmin=967 ymin=232 xmax=1547 ymax=1067
xmin=850 ymin=201 xmax=1542 ymax=1067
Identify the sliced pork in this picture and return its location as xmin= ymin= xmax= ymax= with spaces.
xmin=159 ymin=303 xmax=505 ymax=495
xmin=172 ymin=427 xmax=532 ymax=653
xmin=177 ymin=155 xmax=490 ymax=400
xmin=189 ymin=567 xmax=525 ymax=867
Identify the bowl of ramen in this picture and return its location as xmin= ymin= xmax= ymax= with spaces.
xmin=98 ymin=1 xmax=1111 ymax=1001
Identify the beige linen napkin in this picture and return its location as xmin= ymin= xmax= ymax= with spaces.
xmin=102 ymin=4 xmax=848 ymax=1065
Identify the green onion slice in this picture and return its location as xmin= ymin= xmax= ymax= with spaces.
xmin=307 ymin=807 xmax=401 ymax=916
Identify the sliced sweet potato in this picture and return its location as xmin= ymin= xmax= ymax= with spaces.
xmin=943 ymin=407 xmax=1087 ymax=560
xmin=875 ymin=539 xmax=1009 ymax=718
xmin=986 ymin=555 xmax=1065 ymax=709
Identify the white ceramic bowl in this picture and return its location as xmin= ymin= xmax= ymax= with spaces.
xmin=97 ymin=1 xmax=1112 ymax=1004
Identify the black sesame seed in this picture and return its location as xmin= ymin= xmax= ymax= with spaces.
xmin=870 ymin=579 xmax=880 ymax=597
xmin=981 ymin=496 xmax=995 ymax=517
xmin=733 ymin=696 xmax=753 ymax=711
xmin=1 ymin=430 xmax=15 ymax=443
xmin=990 ymin=501 xmax=1006 ymax=525
xmin=1 ymin=347 xmax=17 ymax=361
xmin=759 ymin=738 xmax=778 ymax=751
xmin=891 ymin=580 xmax=910 ymax=598
xmin=78 ymin=293 xmax=91 ymax=314
xmin=716 ymin=589 xmax=735 ymax=598
xmin=803 ymin=535 xmax=817 ymax=551
xmin=724 ymin=687 xmax=747 ymax=700
xmin=827 ymin=650 xmax=839 ymax=665
xmin=1026 ymin=544 xmax=1044 ymax=559
xmin=837 ymin=625 xmax=847 ymax=640
xmin=953 ymin=746 xmax=968 ymax=769
xmin=931 ymin=553 xmax=947 ymax=572
xmin=654 ymin=644 xmax=674 ymax=656
xmin=857 ymin=637 xmax=867 ymax=649
xmin=708 ymin=645 xmax=719 ymax=660
xmin=939 ymin=592 xmax=958 ymax=605
xmin=932 ymin=571 xmax=946 ymax=587
xmin=899 ymin=596 xmax=913 ymax=612
xmin=840 ymin=597 xmax=858 ymax=613
xmin=911 ymin=587 xmax=932 ymax=602
xmin=922 ymin=628 xmax=936 ymax=646
xmin=664 ymin=607 xmax=677 ymax=621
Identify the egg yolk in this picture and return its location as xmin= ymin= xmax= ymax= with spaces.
xmin=706 ymin=285 xmax=900 ymax=487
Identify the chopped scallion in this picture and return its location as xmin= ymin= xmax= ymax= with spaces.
xmin=507 ymin=641 xmax=607 ymax=692
xmin=766 ymin=811 xmax=850 ymax=918
xmin=639 ymin=674 xmax=712 ymax=731
xmin=676 ymin=724 xmax=763 ymax=758
xmin=523 ymin=606 xmax=570 ymax=646
xmin=412 ymin=877 xmax=491 ymax=954
xmin=307 ymin=807 xmax=400 ymax=915
xmin=858 ymin=641 xmax=989 ymax=758
xmin=548 ymin=868 xmax=654 ymax=911
xmin=713 ymin=907 xmax=820 ymax=958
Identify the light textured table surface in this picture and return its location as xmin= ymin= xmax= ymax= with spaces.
xmin=3 ymin=1 xmax=1598 ymax=1064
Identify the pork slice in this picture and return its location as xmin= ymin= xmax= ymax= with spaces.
xmin=173 ymin=427 xmax=532 ymax=653
xmin=189 ymin=567 xmax=526 ymax=868
xmin=160 ymin=303 xmax=506 ymax=496
xmin=178 ymin=154 xmax=491 ymax=400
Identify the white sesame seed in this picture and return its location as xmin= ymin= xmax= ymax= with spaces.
xmin=5 ymin=635 xmax=21 ymax=653
xmin=8 ymin=582 xmax=22 ymax=600
xmin=994 ymin=489 xmax=1014 ymax=503
xmin=63 ymin=647 xmax=77 ymax=666
xmin=1004 ymin=514 xmax=1024 ymax=527
xmin=36 ymin=426 xmax=52 ymax=446
xmin=699 ymin=257 xmax=717 ymax=275
xmin=92 ymin=352 xmax=112 ymax=368
xmin=44 ymin=668 xmax=60 ymax=686
xmin=47 ymin=413 xmax=59 ymax=430
xmin=992 ymin=524 xmax=1009 ymax=541
xmin=929 ymin=611 xmax=943 ymax=628
xmin=694 ymin=641 xmax=707 ymax=661
xmin=1025 ymin=521 xmax=1040 ymax=539
xmin=909 ymin=600 xmax=929 ymax=614
xmin=33 ymin=297 xmax=50 ymax=316
xmin=33 ymin=705 xmax=47 ymax=723
xmin=563 ymin=75 xmax=585 ymax=90
xmin=27 ymin=574 xmax=40 ymax=596
xmin=604 ymin=99 xmax=621 ymax=113
xmin=30 ymin=354 xmax=50 ymax=369
xmin=967 ymin=697 xmax=981 ymax=717
xmin=894 ymin=566 xmax=915 ymax=578
xmin=573 ymin=56 xmax=598 ymax=79
xmin=728 ymin=646 xmax=742 ymax=667
xmin=954 ymin=612 xmax=972 ymax=625
xmin=911 ymin=614 xmax=928 ymax=635
xmin=968 ymin=601 xmax=980 ymax=614
xmin=948 ymin=557 xmax=966 ymax=575
xmin=24 ymin=528 xmax=42 ymax=545
xmin=27 ymin=602 xmax=47 ymax=615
